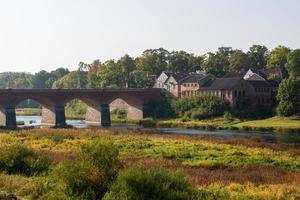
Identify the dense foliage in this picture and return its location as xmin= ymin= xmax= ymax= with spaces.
xmin=52 ymin=140 xmax=121 ymax=199
xmin=104 ymin=166 xmax=197 ymax=200
xmin=172 ymin=95 xmax=230 ymax=120
xmin=0 ymin=144 xmax=50 ymax=176
xmin=276 ymin=49 xmax=300 ymax=116
xmin=1 ymin=45 xmax=299 ymax=119
xmin=0 ymin=45 xmax=291 ymax=91
xmin=277 ymin=77 xmax=300 ymax=116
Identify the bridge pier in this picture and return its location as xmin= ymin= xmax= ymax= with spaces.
xmin=0 ymin=106 xmax=6 ymax=127
xmin=55 ymin=106 xmax=66 ymax=127
xmin=101 ymin=104 xmax=111 ymax=127
xmin=5 ymin=106 xmax=16 ymax=129
xmin=42 ymin=105 xmax=66 ymax=127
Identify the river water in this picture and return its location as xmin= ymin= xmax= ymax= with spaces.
xmin=16 ymin=116 xmax=300 ymax=147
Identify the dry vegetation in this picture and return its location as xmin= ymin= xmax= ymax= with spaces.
xmin=0 ymin=128 xmax=299 ymax=199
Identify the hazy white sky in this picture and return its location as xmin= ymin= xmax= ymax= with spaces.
xmin=0 ymin=0 xmax=300 ymax=73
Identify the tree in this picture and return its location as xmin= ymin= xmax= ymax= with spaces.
xmin=117 ymin=54 xmax=135 ymax=88
xmin=277 ymin=77 xmax=300 ymax=116
xmin=129 ymin=70 xmax=153 ymax=88
xmin=267 ymin=45 xmax=291 ymax=79
xmin=94 ymin=60 xmax=123 ymax=88
xmin=86 ymin=60 xmax=102 ymax=89
xmin=31 ymin=70 xmax=52 ymax=88
xmin=247 ymin=45 xmax=269 ymax=70
xmin=167 ymin=51 xmax=190 ymax=73
xmin=285 ymin=49 xmax=300 ymax=77
xmin=52 ymin=71 xmax=87 ymax=89
xmin=229 ymin=50 xmax=250 ymax=72
xmin=188 ymin=54 xmax=206 ymax=72
xmin=136 ymin=48 xmax=169 ymax=76
xmin=203 ymin=47 xmax=233 ymax=77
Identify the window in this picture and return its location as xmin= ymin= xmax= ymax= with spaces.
xmin=234 ymin=91 xmax=237 ymax=97
xmin=242 ymin=90 xmax=245 ymax=96
xmin=238 ymin=91 xmax=241 ymax=97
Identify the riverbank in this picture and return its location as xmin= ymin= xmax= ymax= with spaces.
xmin=15 ymin=108 xmax=300 ymax=133
xmin=156 ymin=116 xmax=300 ymax=133
xmin=0 ymin=128 xmax=299 ymax=199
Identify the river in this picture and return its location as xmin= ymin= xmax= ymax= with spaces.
xmin=16 ymin=116 xmax=300 ymax=147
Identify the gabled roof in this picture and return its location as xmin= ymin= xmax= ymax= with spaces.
xmin=181 ymin=74 xmax=206 ymax=83
xmin=247 ymin=74 xmax=266 ymax=81
xmin=169 ymin=73 xmax=190 ymax=83
xmin=200 ymin=78 xmax=243 ymax=90
xmin=223 ymin=71 xmax=246 ymax=78
xmin=247 ymin=80 xmax=271 ymax=88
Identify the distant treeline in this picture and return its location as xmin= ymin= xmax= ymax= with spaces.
xmin=0 ymin=45 xmax=296 ymax=90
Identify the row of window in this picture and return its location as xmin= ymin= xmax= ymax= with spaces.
xmin=183 ymin=83 xmax=198 ymax=87
xmin=255 ymin=87 xmax=270 ymax=93
xmin=182 ymin=90 xmax=199 ymax=96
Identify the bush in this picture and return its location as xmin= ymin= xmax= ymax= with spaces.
xmin=111 ymin=109 xmax=127 ymax=119
xmin=145 ymin=94 xmax=175 ymax=119
xmin=277 ymin=77 xmax=300 ymax=116
xmin=223 ymin=111 xmax=234 ymax=122
xmin=104 ymin=166 xmax=197 ymax=200
xmin=173 ymin=95 xmax=230 ymax=120
xmin=52 ymin=140 xmax=121 ymax=200
xmin=0 ymin=144 xmax=50 ymax=176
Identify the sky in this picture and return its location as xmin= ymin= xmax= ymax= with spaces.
xmin=0 ymin=0 xmax=300 ymax=73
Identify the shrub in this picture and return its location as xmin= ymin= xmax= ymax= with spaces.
xmin=175 ymin=95 xmax=230 ymax=120
xmin=104 ymin=166 xmax=197 ymax=200
xmin=277 ymin=77 xmax=300 ymax=116
xmin=145 ymin=94 xmax=175 ymax=119
xmin=52 ymin=140 xmax=121 ymax=200
xmin=111 ymin=109 xmax=127 ymax=119
xmin=223 ymin=111 xmax=234 ymax=122
xmin=0 ymin=144 xmax=50 ymax=176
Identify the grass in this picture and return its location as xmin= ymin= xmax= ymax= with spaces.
xmin=157 ymin=116 xmax=300 ymax=133
xmin=0 ymin=128 xmax=299 ymax=199
xmin=16 ymin=108 xmax=41 ymax=116
xmin=234 ymin=116 xmax=300 ymax=129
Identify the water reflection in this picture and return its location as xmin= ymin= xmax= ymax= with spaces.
xmin=16 ymin=116 xmax=300 ymax=147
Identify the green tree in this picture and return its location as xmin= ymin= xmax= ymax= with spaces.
xmin=52 ymin=71 xmax=87 ymax=89
xmin=267 ymin=45 xmax=291 ymax=79
xmin=229 ymin=50 xmax=250 ymax=72
xmin=31 ymin=70 xmax=52 ymax=88
xmin=277 ymin=77 xmax=300 ymax=116
xmin=86 ymin=60 xmax=102 ymax=89
xmin=247 ymin=45 xmax=269 ymax=70
xmin=136 ymin=48 xmax=169 ymax=76
xmin=285 ymin=49 xmax=300 ymax=77
xmin=95 ymin=60 xmax=123 ymax=88
xmin=118 ymin=54 xmax=135 ymax=88
xmin=188 ymin=54 xmax=206 ymax=72
xmin=129 ymin=70 xmax=153 ymax=88
xmin=168 ymin=51 xmax=190 ymax=73
xmin=204 ymin=47 xmax=233 ymax=77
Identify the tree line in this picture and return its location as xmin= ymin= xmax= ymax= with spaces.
xmin=0 ymin=45 xmax=299 ymax=117
xmin=0 ymin=44 xmax=295 ymax=90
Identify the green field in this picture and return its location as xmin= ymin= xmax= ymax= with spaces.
xmin=0 ymin=128 xmax=299 ymax=199
xmin=234 ymin=116 xmax=300 ymax=129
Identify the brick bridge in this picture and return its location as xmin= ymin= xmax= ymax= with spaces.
xmin=0 ymin=88 xmax=163 ymax=129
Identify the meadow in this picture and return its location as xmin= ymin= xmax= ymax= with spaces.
xmin=0 ymin=128 xmax=299 ymax=199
